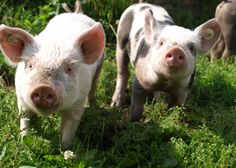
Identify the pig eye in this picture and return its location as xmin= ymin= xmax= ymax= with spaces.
xmin=158 ymin=39 xmax=165 ymax=47
xmin=64 ymin=64 xmax=75 ymax=74
xmin=28 ymin=63 xmax=33 ymax=70
xmin=159 ymin=40 xmax=164 ymax=46
xmin=188 ymin=44 xmax=196 ymax=55
xmin=66 ymin=67 xmax=73 ymax=74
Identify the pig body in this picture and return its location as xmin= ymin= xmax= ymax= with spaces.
xmin=0 ymin=3 xmax=105 ymax=150
xmin=211 ymin=0 xmax=236 ymax=62
xmin=111 ymin=3 xmax=220 ymax=121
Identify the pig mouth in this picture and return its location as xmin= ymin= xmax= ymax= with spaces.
xmin=164 ymin=61 xmax=187 ymax=71
xmin=34 ymin=103 xmax=59 ymax=114
xmin=152 ymin=62 xmax=187 ymax=79
xmin=31 ymin=101 xmax=60 ymax=116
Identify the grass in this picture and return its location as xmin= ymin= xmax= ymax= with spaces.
xmin=0 ymin=49 xmax=235 ymax=167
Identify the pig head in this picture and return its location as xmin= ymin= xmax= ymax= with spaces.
xmin=112 ymin=3 xmax=220 ymax=121
xmin=211 ymin=0 xmax=236 ymax=62
xmin=0 ymin=2 xmax=105 ymax=150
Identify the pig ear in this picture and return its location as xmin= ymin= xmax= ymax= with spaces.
xmin=74 ymin=22 xmax=105 ymax=64
xmin=144 ymin=9 xmax=157 ymax=44
xmin=0 ymin=24 xmax=34 ymax=64
xmin=194 ymin=18 xmax=221 ymax=52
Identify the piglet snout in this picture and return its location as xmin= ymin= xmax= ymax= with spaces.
xmin=30 ymin=84 xmax=58 ymax=109
xmin=165 ymin=47 xmax=186 ymax=68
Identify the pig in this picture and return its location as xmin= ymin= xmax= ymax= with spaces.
xmin=111 ymin=3 xmax=220 ymax=121
xmin=211 ymin=0 xmax=236 ymax=62
xmin=0 ymin=0 xmax=105 ymax=150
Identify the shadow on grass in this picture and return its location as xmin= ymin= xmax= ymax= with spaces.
xmin=28 ymin=114 xmax=61 ymax=153
xmin=76 ymin=104 xmax=187 ymax=167
xmin=183 ymin=73 xmax=236 ymax=144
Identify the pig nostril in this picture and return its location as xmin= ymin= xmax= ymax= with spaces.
xmin=33 ymin=93 xmax=40 ymax=100
xmin=47 ymin=94 xmax=53 ymax=100
xmin=31 ymin=92 xmax=41 ymax=106
xmin=178 ymin=55 xmax=184 ymax=60
xmin=166 ymin=53 xmax=173 ymax=59
xmin=46 ymin=94 xmax=55 ymax=103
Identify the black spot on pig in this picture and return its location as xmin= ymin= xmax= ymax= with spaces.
xmin=118 ymin=10 xmax=134 ymax=49
xmin=223 ymin=0 xmax=232 ymax=2
xmin=140 ymin=5 xmax=151 ymax=11
xmin=134 ymin=28 xmax=144 ymax=42
xmin=134 ymin=38 xmax=150 ymax=66
xmin=158 ymin=15 xmax=174 ymax=26
xmin=158 ymin=19 xmax=174 ymax=26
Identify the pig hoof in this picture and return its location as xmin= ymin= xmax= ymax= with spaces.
xmin=61 ymin=141 xmax=73 ymax=151
xmin=111 ymin=95 xmax=124 ymax=108
xmin=20 ymin=118 xmax=30 ymax=138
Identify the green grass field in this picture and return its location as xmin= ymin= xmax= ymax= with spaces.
xmin=0 ymin=47 xmax=235 ymax=167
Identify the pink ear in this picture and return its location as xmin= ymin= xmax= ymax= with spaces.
xmin=0 ymin=24 xmax=34 ymax=64
xmin=194 ymin=19 xmax=221 ymax=52
xmin=75 ymin=22 xmax=105 ymax=64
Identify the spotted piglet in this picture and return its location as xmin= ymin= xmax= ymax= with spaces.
xmin=111 ymin=3 xmax=220 ymax=121
xmin=0 ymin=1 xmax=105 ymax=150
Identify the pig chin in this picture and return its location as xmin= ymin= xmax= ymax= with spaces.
xmin=165 ymin=62 xmax=188 ymax=74
xmin=28 ymin=99 xmax=61 ymax=116
xmin=34 ymin=107 xmax=59 ymax=116
xmin=152 ymin=61 xmax=188 ymax=79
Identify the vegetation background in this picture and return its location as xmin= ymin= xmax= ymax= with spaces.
xmin=1 ymin=0 xmax=236 ymax=167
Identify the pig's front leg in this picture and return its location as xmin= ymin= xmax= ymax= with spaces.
xmin=20 ymin=117 xmax=30 ymax=137
xmin=19 ymin=112 xmax=37 ymax=139
xmin=130 ymin=76 xmax=149 ymax=121
xmin=168 ymin=89 xmax=188 ymax=108
xmin=111 ymin=47 xmax=130 ymax=107
xmin=60 ymin=110 xmax=84 ymax=151
xmin=18 ymin=97 xmax=35 ymax=138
